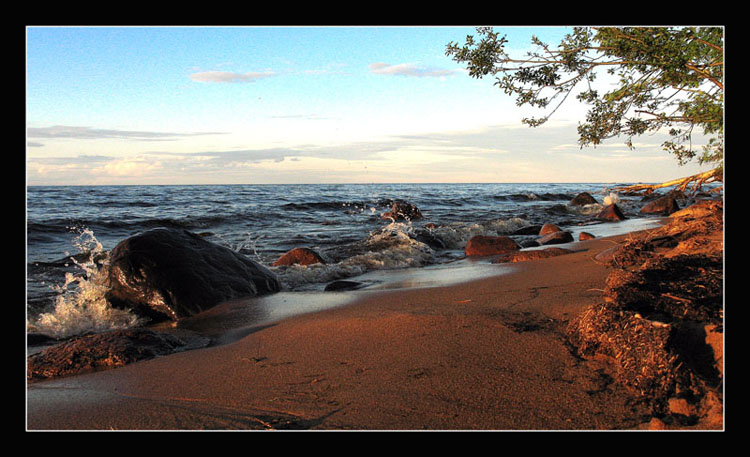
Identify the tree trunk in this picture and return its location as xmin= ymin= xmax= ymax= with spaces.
xmin=612 ymin=168 xmax=723 ymax=195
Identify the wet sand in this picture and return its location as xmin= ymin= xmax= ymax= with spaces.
xmin=26 ymin=233 xmax=672 ymax=430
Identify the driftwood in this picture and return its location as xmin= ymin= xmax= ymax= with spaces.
xmin=612 ymin=169 xmax=722 ymax=196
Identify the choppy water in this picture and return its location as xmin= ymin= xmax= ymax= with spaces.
xmin=25 ymin=183 xmax=678 ymax=339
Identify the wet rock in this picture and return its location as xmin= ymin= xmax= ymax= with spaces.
xmin=570 ymin=192 xmax=598 ymax=206
xmin=272 ymin=247 xmax=326 ymax=267
xmin=27 ymin=332 xmax=57 ymax=346
xmin=27 ymin=328 xmax=185 ymax=382
xmin=579 ymin=232 xmax=595 ymax=240
xmin=539 ymin=223 xmax=562 ymax=235
xmin=465 ymin=235 xmax=520 ymax=257
xmin=106 ymin=228 xmax=281 ymax=321
xmin=537 ymin=231 xmax=574 ymax=245
xmin=324 ymin=280 xmax=366 ymax=292
xmin=519 ymin=239 xmax=540 ymax=248
xmin=381 ymin=200 xmax=423 ymax=221
xmin=413 ymin=227 xmax=446 ymax=250
xmin=641 ymin=196 xmax=680 ymax=215
xmin=596 ymin=203 xmax=627 ymax=221
xmin=513 ymin=225 xmax=543 ymax=235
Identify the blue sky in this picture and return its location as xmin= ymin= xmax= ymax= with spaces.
xmin=26 ymin=26 xmax=711 ymax=185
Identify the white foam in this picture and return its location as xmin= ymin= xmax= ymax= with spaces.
xmin=603 ymin=192 xmax=620 ymax=206
xmin=27 ymin=228 xmax=144 ymax=340
xmin=431 ymin=217 xmax=529 ymax=249
xmin=273 ymin=222 xmax=437 ymax=290
xmin=271 ymin=217 xmax=537 ymax=291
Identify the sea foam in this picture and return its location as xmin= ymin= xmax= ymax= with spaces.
xmin=272 ymin=222 xmax=437 ymax=290
xmin=27 ymin=228 xmax=144 ymax=340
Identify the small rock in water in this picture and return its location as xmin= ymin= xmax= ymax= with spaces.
xmin=381 ymin=200 xmax=423 ymax=221
xmin=640 ymin=196 xmax=680 ymax=215
xmin=493 ymin=247 xmax=573 ymax=264
xmin=537 ymin=231 xmax=574 ymax=245
xmin=596 ymin=204 xmax=627 ymax=221
xmin=465 ymin=235 xmax=520 ymax=257
xmin=272 ymin=247 xmax=326 ymax=267
xmin=539 ymin=223 xmax=563 ymax=235
xmin=570 ymin=192 xmax=598 ymax=206
xmin=324 ymin=280 xmax=366 ymax=292
xmin=513 ymin=225 xmax=543 ymax=236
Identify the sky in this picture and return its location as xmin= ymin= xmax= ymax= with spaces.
xmin=25 ymin=26 xmax=712 ymax=186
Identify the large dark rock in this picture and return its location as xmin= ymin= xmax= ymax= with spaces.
xmin=413 ymin=227 xmax=446 ymax=250
xmin=106 ymin=228 xmax=281 ymax=321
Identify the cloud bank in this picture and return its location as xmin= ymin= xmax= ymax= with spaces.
xmin=369 ymin=62 xmax=459 ymax=78
xmin=189 ymin=70 xmax=275 ymax=83
xmin=27 ymin=126 xmax=226 ymax=142
xmin=26 ymin=122 xmax=710 ymax=185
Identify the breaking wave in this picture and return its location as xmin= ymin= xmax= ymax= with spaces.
xmin=27 ymin=228 xmax=144 ymax=340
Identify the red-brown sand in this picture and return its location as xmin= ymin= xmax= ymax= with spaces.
xmin=26 ymin=234 xmax=666 ymax=430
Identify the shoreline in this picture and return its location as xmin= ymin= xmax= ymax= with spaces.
xmin=26 ymin=207 xmax=723 ymax=430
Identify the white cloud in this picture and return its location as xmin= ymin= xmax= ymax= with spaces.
xmin=369 ymin=62 xmax=459 ymax=78
xmin=27 ymin=125 xmax=226 ymax=141
xmin=189 ymin=70 xmax=275 ymax=83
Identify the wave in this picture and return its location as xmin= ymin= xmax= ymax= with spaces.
xmin=27 ymin=183 xmax=670 ymax=340
xmin=26 ymin=228 xmax=144 ymax=340
xmin=272 ymin=216 xmax=532 ymax=291
xmin=493 ymin=192 xmax=574 ymax=202
xmin=27 ymin=213 xmax=264 ymax=236
xmin=272 ymin=221 xmax=438 ymax=290
xmin=282 ymin=201 xmax=370 ymax=211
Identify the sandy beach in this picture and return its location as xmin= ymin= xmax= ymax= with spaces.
xmin=26 ymin=205 xmax=724 ymax=431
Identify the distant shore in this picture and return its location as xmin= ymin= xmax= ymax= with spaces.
xmin=26 ymin=199 xmax=723 ymax=430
